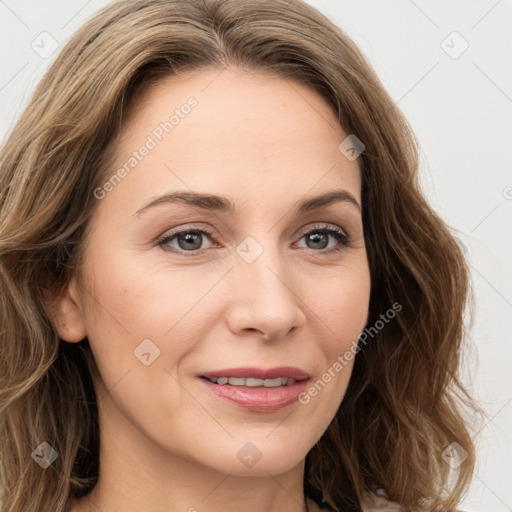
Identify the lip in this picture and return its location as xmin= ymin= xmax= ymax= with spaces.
xmin=198 ymin=376 xmax=310 ymax=412
xmin=199 ymin=366 xmax=310 ymax=381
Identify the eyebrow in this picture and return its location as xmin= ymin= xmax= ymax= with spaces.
xmin=133 ymin=188 xmax=361 ymax=217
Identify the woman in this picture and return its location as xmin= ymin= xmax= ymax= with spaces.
xmin=0 ymin=0 xmax=483 ymax=511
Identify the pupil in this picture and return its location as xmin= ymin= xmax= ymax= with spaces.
xmin=179 ymin=232 xmax=201 ymax=250
xmin=308 ymin=232 xmax=327 ymax=249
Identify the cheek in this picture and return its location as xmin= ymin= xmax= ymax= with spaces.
xmin=77 ymin=249 xmax=223 ymax=383
xmin=80 ymin=247 xmax=199 ymax=333
xmin=309 ymin=265 xmax=371 ymax=354
xmin=297 ymin=269 xmax=370 ymax=426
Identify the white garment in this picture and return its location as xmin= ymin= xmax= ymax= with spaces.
xmin=361 ymin=489 xmax=404 ymax=511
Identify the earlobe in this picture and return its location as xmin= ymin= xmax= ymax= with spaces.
xmin=43 ymin=276 xmax=87 ymax=343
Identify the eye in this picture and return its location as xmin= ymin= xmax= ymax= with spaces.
xmin=296 ymin=223 xmax=349 ymax=254
xmin=157 ymin=222 xmax=350 ymax=256
xmin=157 ymin=225 xmax=216 ymax=254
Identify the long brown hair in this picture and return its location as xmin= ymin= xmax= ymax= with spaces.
xmin=0 ymin=0 xmax=485 ymax=511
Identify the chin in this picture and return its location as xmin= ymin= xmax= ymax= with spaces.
xmin=223 ymin=456 xmax=304 ymax=478
xmin=208 ymin=436 xmax=309 ymax=477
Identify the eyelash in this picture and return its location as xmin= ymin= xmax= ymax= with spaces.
xmin=157 ymin=223 xmax=350 ymax=257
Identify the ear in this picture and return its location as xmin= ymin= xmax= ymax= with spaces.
xmin=42 ymin=276 xmax=87 ymax=343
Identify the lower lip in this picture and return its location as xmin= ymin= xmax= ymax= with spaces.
xmin=198 ymin=377 xmax=309 ymax=412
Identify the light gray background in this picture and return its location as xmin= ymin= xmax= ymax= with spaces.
xmin=1 ymin=1 xmax=511 ymax=511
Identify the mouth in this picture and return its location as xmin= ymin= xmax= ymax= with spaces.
xmin=199 ymin=366 xmax=310 ymax=382
xmin=197 ymin=366 xmax=310 ymax=412
xmin=201 ymin=376 xmax=300 ymax=387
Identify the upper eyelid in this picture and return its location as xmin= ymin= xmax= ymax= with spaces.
xmin=160 ymin=221 xmax=347 ymax=238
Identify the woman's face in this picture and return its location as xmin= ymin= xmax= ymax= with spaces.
xmin=65 ymin=67 xmax=371 ymax=476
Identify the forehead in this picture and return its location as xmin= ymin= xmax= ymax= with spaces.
xmin=100 ymin=67 xmax=362 ymax=212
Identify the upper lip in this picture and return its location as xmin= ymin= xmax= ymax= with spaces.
xmin=199 ymin=366 xmax=310 ymax=381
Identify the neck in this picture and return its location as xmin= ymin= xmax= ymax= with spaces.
xmin=73 ymin=391 xmax=311 ymax=512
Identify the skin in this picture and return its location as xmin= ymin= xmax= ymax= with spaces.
xmin=47 ymin=67 xmax=371 ymax=512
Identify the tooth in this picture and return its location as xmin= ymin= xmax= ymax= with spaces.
xmin=208 ymin=376 xmax=297 ymax=386
xmin=227 ymin=377 xmax=246 ymax=386
xmin=263 ymin=378 xmax=283 ymax=387
xmin=245 ymin=378 xmax=264 ymax=387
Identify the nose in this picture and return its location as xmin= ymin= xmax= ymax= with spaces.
xmin=223 ymin=237 xmax=307 ymax=342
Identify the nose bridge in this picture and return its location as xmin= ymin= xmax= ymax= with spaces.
xmin=235 ymin=232 xmax=290 ymax=293
xmin=226 ymin=232 xmax=306 ymax=338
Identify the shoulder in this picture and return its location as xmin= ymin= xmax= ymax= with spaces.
xmin=361 ymin=489 xmax=403 ymax=511
xmin=361 ymin=491 xmax=468 ymax=512
xmin=308 ymin=491 xmax=403 ymax=512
